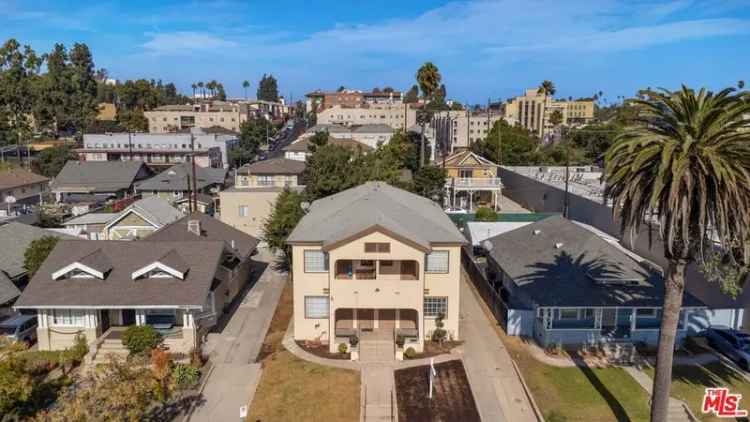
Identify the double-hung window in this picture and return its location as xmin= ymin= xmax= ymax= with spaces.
xmin=238 ymin=205 xmax=249 ymax=217
xmin=424 ymin=297 xmax=448 ymax=318
xmin=304 ymin=250 xmax=328 ymax=272
xmin=51 ymin=309 xmax=86 ymax=327
xmin=426 ymin=251 xmax=449 ymax=273
xmin=304 ymin=296 xmax=329 ymax=318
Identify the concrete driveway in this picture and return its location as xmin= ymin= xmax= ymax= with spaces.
xmin=187 ymin=248 xmax=287 ymax=422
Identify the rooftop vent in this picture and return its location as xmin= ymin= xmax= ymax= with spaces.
xmin=554 ymin=242 xmax=564 ymax=249
xmin=533 ymin=230 xmax=542 ymax=235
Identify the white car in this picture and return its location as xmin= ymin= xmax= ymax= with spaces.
xmin=444 ymin=207 xmax=468 ymax=214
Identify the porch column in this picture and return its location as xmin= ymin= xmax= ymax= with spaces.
xmin=630 ymin=309 xmax=637 ymax=332
xmin=38 ymin=310 xmax=48 ymax=328
xmin=395 ymin=309 xmax=400 ymax=330
xmin=353 ymin=308 xmax=358 ymax=329
xmin=469 ymin=190 xmax=473 ymax=211
xmin=374 ymin=309 xmax=379 ymax=329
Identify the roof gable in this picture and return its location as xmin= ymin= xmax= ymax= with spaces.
xmin=131 ymin=249 xmax=188 ymax=280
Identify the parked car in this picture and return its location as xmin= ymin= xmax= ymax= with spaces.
xmin=704 ymin=326 xmax=750 ymax=369
xmin=444 ymin=207 xmax=468 ymax=214
xmin=0 ymin=315 xmax=38 ymax=345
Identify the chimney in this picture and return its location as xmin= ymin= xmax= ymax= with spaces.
xmin=187 ymin=220 xmax=201 ymax=236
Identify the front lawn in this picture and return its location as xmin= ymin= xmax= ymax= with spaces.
xmin=466 ymin=275 xmax=651 ymax=421
xmin=248 ymin=276 xmax=361 ymax=422
xmin=643 ymin=361 xmax=750 ymax=421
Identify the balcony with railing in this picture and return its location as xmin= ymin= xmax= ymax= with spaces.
xmin=445 ymin=177 xmax=503 ymax=189
xmin=332 ymin=259 xmax=422 ymax=309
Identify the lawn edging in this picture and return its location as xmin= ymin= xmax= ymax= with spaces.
xmin=511 ymin=359 xmax=546 ymax=422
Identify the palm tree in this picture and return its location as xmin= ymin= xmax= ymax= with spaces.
xmin=604 ymin=86 xmax=750 ymax=422
xmin=739 ymin=80 xmax=746 ymax=90
xmin=191 ymin=83 xmax=197 ymax=99
xmin=197 ymin=81 xmax=204 ymax=99
xmin=537 ymin=80 xmax=556 ymax=141
xmin=416 ymin=62 xmax=441 ymax=101
xmin=243 ymin=80 xmax=250 ymax=99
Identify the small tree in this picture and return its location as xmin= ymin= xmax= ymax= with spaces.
xmin=150 ymin=348 xmax=174 ymax=404
xmin=23 ymin=236 xmax=59 ymax=278
xmin=262 ymin=188 xmax=305 ymax=261
xmin=475 ymin=207 xmax=498 ymax=222
xmin=431 ymin=312 xmax=447 ymax=343
xmin=122 ymin=325 xmax=162 ymax=356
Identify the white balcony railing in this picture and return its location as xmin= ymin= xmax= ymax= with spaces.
xmin=446 ymin=177 xmax=503 ymax=189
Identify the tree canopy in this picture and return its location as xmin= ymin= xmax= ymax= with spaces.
xmin=23 ymin=236 xmax=59 ymax=278
xmin=257 ymin=74 xmax=279 ymax=102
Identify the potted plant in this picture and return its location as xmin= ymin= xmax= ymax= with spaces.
xmin=349 ymin=335 xmax=359 ymax=361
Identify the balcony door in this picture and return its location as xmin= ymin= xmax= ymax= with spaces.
xmin=459 ymin=169 xmax=473 ymax=179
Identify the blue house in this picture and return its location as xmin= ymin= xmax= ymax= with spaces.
xmin=482 ymin=215 xmax=734 ymax=347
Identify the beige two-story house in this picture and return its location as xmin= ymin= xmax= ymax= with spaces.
xmin=287 ymin=182 xmax=466 ymax=353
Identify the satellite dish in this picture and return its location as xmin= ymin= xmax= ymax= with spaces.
xmin=300 ymin=201 xmax=311 ymax=212
xmin=4 ymin=195 xmax=16 ymax=204
xmin=482 ymin=240 xmax=494 ymax=252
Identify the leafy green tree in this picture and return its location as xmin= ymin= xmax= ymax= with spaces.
xmin=33 ymin=145 xmax=78 ymax=177
xmin=303 ymin=145 xmax=359 ymax=200
xmin=739 ymin=80 xmax=746 ymax=90
xmin=412 ymin=165 xmax=446 ymax=202
xmin=604 ymin=86 xmax=750 ymax=421
xmin=0 ymin=352 xmax=33 ymax=417
xmin=257 ymin=74 xmax=279 ymax=102
xmin=566 ymin=122 xmax=622 ymax=161
xmin=0 ymin=39 xmax=42 ymax=156
xmin=416 ymin=62 xmax=441 ymax=100
xmin=122 ymin=325 xmax=162 ymax=355
xmin=67 ymin=43 xmax=99 ymax=139
xmin=307 ymin=131 xmax=329 ymax=153
xmin=23 ymin=236 xmax=59 ymax=278
xmin=471 ymin=120 xmax=537 ymax=165
xmin=403 ymin=85 xmax=419 ymax=103
xmin=262 ymin=188 xmax=305 ymax=260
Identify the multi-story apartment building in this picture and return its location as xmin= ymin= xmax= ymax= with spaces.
xmin=79 ymin=130 xmax=239 ymax=168
xmin=145 ymin=102 xmax=250 ymax=133
xmin=432 ymin=110 xmax=505 ymax=154
xmin=317 ymin=104 xmax=417 ymax=130
xmin=504 ymin=89 xmax=596 ymax=139
xmin=219 ymin=158 xmax=305 ymax=238
xmin=306 ymin=89 xmax=402 ymax=111
xmin=287 ymin=182 xmax=466 ymax=355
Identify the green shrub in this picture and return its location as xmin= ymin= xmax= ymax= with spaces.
xmin=172 ymin=363 xmax=201 ymax=389
xmin=349 ymin=335 xmax=359 ymax=347
xmin=19 ymin=350 xmax=62 ymax=375
xmin=68 ymin=334 xmax=88 ymax=362
xmin=338 ymin=343 xmax=348 ymax=354
xmin=474 ymin=207 xmax=498 ymax=222
xmin=404 ymin=347 xmax=417 ymax=359
xmin=122 ymin=325 xmax=162 ymax=355
xmin=431 ymin=313 xmax=447 ymax=343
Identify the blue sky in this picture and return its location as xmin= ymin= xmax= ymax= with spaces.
xmin=2 ymin=0 xmax=749 ymax=103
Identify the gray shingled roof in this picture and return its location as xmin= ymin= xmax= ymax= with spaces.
xmin=485 ymin=215 xmax=702 ymax=307
xmin=0 ymin=272 xmax=21 ymax=305
xmin=308 ymin=124 xmax=351 ymax=134
xmin=52 ymin=161 xmax=149 ymax=193
xmin=352 ymin=124 xmax=394 ymax=134
xmin=62 ymin=213 xmax=117 ymax=226
xmin=287 ymin=182 xmax=465 ymax=249
xmin=146 ymin=213 xmax=259 ymax=259
xmin=0 ymin=168 xmax=49 ymax=190
xmin=237 ymin=158 xmax=306 ymax=175
xmin=109 ymin=196 xmax=183 ymax=229
xmin=135 ymin=163 xmax=227 ymax=192
xmin=0 ymin=222 xmax=77 ymax=280
xmin=15 ymin=240 xmax=224 ymax=308
xmin=283 ymin=137 xmax=372 ymax=153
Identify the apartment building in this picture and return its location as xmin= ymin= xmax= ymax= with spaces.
xmin=432 ymin=110 xmax=505 ymax=153
xmin=306 ymin=89 xmax=402 ymax=112
xmin=317 ymin=104 xmax=417 ymax=130
xmin=80 ymin=130 xmax=239 ymax=168
xmin=145 ymin=102 xmax=250 ymax=133
xmin=504 ymin=89 xmax=596 ymax=139
xmin=287 ymin=182 xmax=466 ymax=354
xmin=219 ymin=158 xmax=305 ymax=238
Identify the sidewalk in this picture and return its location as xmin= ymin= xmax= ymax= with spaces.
xmin=187 ymin=249 xmax=287 ymax=422
xmin=460 ymin=274 xmax=537 ymax=422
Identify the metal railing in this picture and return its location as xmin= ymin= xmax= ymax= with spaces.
xmin=446 ymin=177 xmax=503 ymax=189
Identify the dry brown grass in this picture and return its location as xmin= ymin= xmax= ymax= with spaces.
xmin=249 ymin=277 xmax=361 ymax=422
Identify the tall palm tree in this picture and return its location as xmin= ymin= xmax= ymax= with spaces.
xmin=739 ymin=80 xmax=746 ymax=90
xmin=197 ymin=81 xmax=204 ymax=99
xmin=242 ymin=80 xmax=250 ymax=99
xmin=191 ymin=83 xmax=197 ymax=99
xmin=537 ymin=80 xmax=556 ymax=141
xmin=604 ymin=86 xmax=750 ymax=422
xmin=416 ymin=62 xmax=441 ymax=101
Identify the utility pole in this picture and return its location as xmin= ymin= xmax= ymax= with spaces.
xmin=186 ymin=173 xmax=193 ymax=213
xmin=563 ymin=126 xmax=570 ymax=218
xmin=190 ymin=132 xmax=198 ymax=213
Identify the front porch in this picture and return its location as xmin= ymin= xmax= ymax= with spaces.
xmin=331 ymin=308 xmax=422 ymax=354
xmin=533 ymin=306 xmax=693 ymax=348
xmin=445 ymin=177 xmax=503 ymax=211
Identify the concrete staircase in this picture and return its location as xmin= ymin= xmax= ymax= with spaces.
xmin=667 ymin=398 xmax=694 ymax=422
xmin=91 ymin=337 xmax=129 ymax=364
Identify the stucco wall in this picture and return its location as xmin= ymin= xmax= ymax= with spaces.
xmin=219 ymin=190 xmax=281 ymax=239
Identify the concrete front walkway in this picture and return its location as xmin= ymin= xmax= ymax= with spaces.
xmin=187 ymin=249 xmax=287 ymax=422
xmin=460 ymin=273 xmax=537 ymax=422
xmin=623 ymin=366 xmax=694 ymax=422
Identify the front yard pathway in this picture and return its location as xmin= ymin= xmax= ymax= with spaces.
xmin=187 ymin=248 xmax=287 ymax=422
xmin=623 ymin=366 xmax=694 ymax=422
xmin=460 ymin=273 xmax=537 ymax=422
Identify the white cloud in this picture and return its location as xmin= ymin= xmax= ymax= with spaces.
xmin=142 ymin=31 xmax=239 ymax=56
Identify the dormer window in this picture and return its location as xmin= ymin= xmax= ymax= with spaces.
xmin=52 ymin=249 xmax=112 ymax=280
xmin=131 ymin=249 xmax=189 ymax=280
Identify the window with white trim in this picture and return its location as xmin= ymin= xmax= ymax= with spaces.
xmin=304 ymin=250 xmax=328 ymax=272
xmin=304 ymin=296 xmax=329 ymax=318
xmin=238 ymin=205 xmax=249 ymax=217
xmin=51 ymin=309 xmax=87 ymax=327
xmin=424 ymin=296 xmax=448 ymax=317
xmin=426 ymin=251 xmax=449 ymax=273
